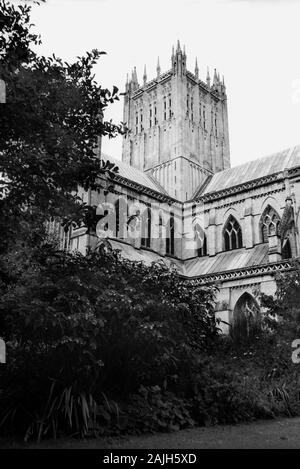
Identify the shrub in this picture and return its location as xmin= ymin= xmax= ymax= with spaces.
xmin=0 ymin=243 xmax=217 ymax=440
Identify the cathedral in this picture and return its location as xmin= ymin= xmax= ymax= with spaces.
xmin=62 ymin=42 xmax=300 ymax=334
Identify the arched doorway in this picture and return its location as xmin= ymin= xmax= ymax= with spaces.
xmin=231 ymin=293 xmax=261 ymax=341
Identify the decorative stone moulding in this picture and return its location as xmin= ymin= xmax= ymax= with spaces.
xmin=187 ymin=260 xmax=292 ymax=285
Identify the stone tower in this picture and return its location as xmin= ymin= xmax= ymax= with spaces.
xmin=122 ymin=42 xmax=230 ymax=201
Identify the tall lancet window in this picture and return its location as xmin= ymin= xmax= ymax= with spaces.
xmin=282 ymin=239 xmax=292 ymax=259
xmin=141 ymin=206 xmax=151 ymax=248
xmin=198 ymin=234 xmax=207 ymax=257
xmin=135 ymin=112 xmax=138 ymax=134
xmin=215 ymin=113 xmax=218 ymax=137
xmin=259 ymin=205 xmax=281 ymax=243
xmin=140 ymin=110 xmax=143 ymax=132
xmin=224 ymin=215 xmax=243 ymax=251
xmin=166 ymin=213 xmax=175 ymax=256
xmin=194 ymin=224 xmax=207 ymax=257
xmin=114 ymin=199 xmax=120 ymax=238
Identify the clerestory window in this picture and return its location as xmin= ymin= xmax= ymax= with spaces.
xmin=224 ymin=215 xmax=243 ymax=251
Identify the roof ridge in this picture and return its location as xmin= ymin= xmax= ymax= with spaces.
xmin=190 ymin=174 xmax=213 ymax=200
xmin=101 ymin=154 xmax=169 ymax=197
xmin=202 ymin=145 xmax=300 ymax=196
xmin=146 ymin=173 xmax=169 ymax=195
xmin=220 ymin=144 xmax=300 ymax=175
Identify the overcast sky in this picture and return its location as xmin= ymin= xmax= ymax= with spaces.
xmin=28 ymin=0 xmax=300 ymax=167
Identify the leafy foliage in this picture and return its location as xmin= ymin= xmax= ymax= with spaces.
xmin=0 ymin=243 xmax=217 ymax=439
xmin=2 ymin=242 xmax=300 ymax=441
xmin=0 ymin=0 xmax=123 ymax=257
xmin=261 ymin=260 xmax=300 ymax=329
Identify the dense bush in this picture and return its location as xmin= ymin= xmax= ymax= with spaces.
xmin=1 ymin=244 xmax=300 ymax=441
xmin=0 ymin=242 xmax=218 ymax=440
xmin=2 ymin=246 xmax=300 ymax=441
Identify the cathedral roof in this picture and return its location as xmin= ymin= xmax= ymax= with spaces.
xmin=101 ymin=154 xmax=168 ymax=196
xmin=201 ymin=145 xmax=300 ymax=196
xmin=107 ymin=239 xmax=182 ymax=270
xmin=182 ymin=243 xmax=269 ymax=278
xmin=106 ymin=239 xmax=270 ymax=280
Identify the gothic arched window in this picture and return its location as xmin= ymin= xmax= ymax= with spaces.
xmin=141 ymin=206 xmax=151 ymax=248
xmin=260 ymin=205 xmax=281 ymax=243
xmin=198 ymin=235 xmax=207 ymax=257
xmin=194 ymin=224 xmax=207 ymax=257
xmin=282 ymin=238 xmax=292 ymax=259
xmin=166 ymin=213 xmax=175 ymax=256
xmin=232 ymin=292 xmax=261 ymax=341
xmin=224 ymin=215 xmax=243 ymax=251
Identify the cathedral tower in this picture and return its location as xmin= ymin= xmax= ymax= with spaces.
xmin=122 ymin=42 xmax=230 ymax=201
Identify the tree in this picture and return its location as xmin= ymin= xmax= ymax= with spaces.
xmin=260 ymin=260 xmax=300 ymax=337
xmin=0 ymin=0 xmax=122 ymax=260
xmin=0 ymin=2 xmax=221 ymax=442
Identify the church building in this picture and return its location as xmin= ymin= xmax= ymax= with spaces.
xmin=62 ymin=42 xmax=300 ymax=334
